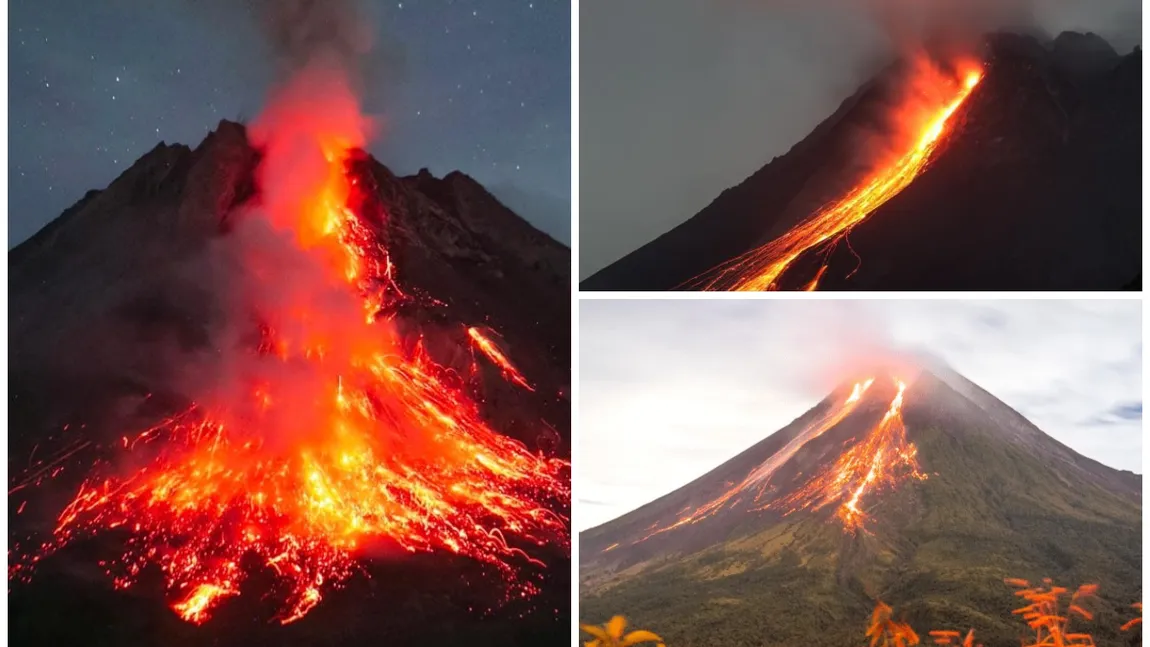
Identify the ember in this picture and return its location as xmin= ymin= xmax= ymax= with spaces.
xmin=772 ymin=379 xmax=926 ymax=532
xmin=689 ymin=57 xmax=983 ymax=291
xmin=10 ymin=65 xmax=568 ymax=625
xmin=469 ymin=326 xmax=535 ymax=392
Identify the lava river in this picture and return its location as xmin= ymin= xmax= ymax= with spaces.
xmin=9 ymin=68 xmax=569 ymax=625
xmin=688 ymin=57 xmax=983 ymax=292
xmin=770 ymin=379 xmax=926 ymax=533
xmin=629 ymin=377 xmax=924 ymax=546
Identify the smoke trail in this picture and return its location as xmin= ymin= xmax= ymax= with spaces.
xmin=744 ymin=0 xmax=1038 ymax=51
xmin=866 ymin=0 xmax=1036 ymax=50
xmin=191 ymin=0 xmax=405 ymax=97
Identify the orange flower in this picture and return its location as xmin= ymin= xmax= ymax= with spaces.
xmin=1121 ymin=602 xmax=1142 ymax=632
xmin=581 ymin=615 xmax=666 ymax=647
xmin=1006 ymin=577 xmax=1098 ymax=646
xmin=928 ymin=629 xmax=983 ymax=647
xmin=867 ymin=602 xmax=921 ymax=647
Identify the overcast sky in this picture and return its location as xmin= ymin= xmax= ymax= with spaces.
xmin=577 ymin=299 xmax=1142 ymax=531
xmin=579 ymin=0 xmax=1143 ymax=279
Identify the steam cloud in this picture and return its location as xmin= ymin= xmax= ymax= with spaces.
xmin=865 ymin=0 xmax=1035 ymax=50
xmin=754 ymin=0 xmax=1049 ymax=52
xmin=249 ymin=0 xmax=373 ymax=81
xmin=146 ymin=0 xmax=382 ymax=442
xmin=190 ymin=0 xmax=405 ymax=101
xmin=580 ymin=0 xmax=1139 ymax=279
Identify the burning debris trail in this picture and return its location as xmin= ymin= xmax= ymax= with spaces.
xmin=631 ymin=379 xmax=874 ymax=545
xmin=468 ymin=327 xmax=535 ymax=392
xmin=9 ymin=67 xmax=569 ymax=624
xmin=768 ymin=380 xmax=925 ymax=532
xmin=629 ymin=377 xmax=926 ymax=545
xmin=686 ymin=58 xmax=983 ymax=292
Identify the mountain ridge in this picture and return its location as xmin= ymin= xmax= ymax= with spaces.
xmin=580 ymin=363 xmax=1140 ymax=647
xmin=581 ymin=30 xmax=1140 ymax=291
xmin=9 ymin=120 xmax=571 ymax=647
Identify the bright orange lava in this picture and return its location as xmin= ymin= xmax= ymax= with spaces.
xmin=468 ymin=327 xmax=535 ymax=392
xmin=629 ymin=377 xmax=925 ymax=544
xmin=10 ymin=69 xmax=568 ymax=625
xmin=771 ymin=379 xmax=925 ymax=532
xmin=690 ymin=59 xmax=983 ymax=291
xmin=633 ymin=379 xmax=874 ymax=544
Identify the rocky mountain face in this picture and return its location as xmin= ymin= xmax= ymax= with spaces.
xmin=580 ymin=364 xmax=1141 ymax=647
xmin=8 ymin=121 xmax=570 ymax=647
xmin=581 ymin=31 xmax=1141 ymax=291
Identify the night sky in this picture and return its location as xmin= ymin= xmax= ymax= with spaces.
xmin=8 ymin=0 xmax=571 ymax=247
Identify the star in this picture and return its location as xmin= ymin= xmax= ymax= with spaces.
xmin=9 ymin=0 xmax=571 ymax=246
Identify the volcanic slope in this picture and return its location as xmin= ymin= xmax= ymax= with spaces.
xmin=9 ymin=121 xmax=570 ymax=647
xmin=581 ymin=31 xmax=1141 ymax=291
xmin=580 ymin=366 xmax=1141 ymax=647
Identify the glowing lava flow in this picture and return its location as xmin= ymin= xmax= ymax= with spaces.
xmin=771 ymin=380 xmax=925 ymax=532
xmin=690 ymin=60 xmax=983 ymax=291
xmin=10 ymin=72 xmax=569 ymax=625
xmin=632 ymin=379 xmax=874 ymax=544
xmin=468 ymin=327 xmax=535 ymax=392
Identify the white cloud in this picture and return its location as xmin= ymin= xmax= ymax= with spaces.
xmin=577 ymin=299 xmax=1141 ymax=530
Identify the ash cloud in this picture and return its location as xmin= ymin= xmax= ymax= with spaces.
xmin=191 ymin=0 xmax=406 ymax=102
xmin=16 ymin=0 xmax=391 ymax=443
xmin=248 ymin=0 xmax=372 ymax=79
xmin=856 ymin=0 xmax=1035 ymax=50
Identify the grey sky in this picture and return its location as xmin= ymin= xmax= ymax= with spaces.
xmin=578 ymin=0 xmax=1142 ymax=279
xmin=577 ymin=299 xmax=1142 ymax=530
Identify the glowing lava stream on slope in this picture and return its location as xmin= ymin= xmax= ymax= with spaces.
xmin=689 ymin=59 xmax=983 ymax=291
xmin=631 ymin=379 xmax=874 ymax=545
xmin=770 ymin=379 xmax=926 ymax=532
xmin=9 ymin=69 xmax=569 ymax=625
xmin=468 ymin=327 xmax=535 ymax=392
xmin=626 ymin=378 xmax=926 ymax=546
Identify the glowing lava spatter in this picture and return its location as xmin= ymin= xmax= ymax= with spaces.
xmin=468 ymin=327 xmax=535 ymax=392
xmin=632 ymin=379 xmax=874 ymax=544
xmin=10 ymin=70 xmax=568 ymax=625
xmin=688 ymin=60 xmax=983 ymax=291
xmin=770 ymin=379 xmax=925 ymax=532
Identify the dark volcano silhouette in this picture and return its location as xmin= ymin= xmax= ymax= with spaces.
xmin=580 ymin=362 xmax=1141 ymax=647
xmin=581 ymin=32 xmax=1141 ymax=291
xmin=8 ymin=121 xmax=570 ymax=647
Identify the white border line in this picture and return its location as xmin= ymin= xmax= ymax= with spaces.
xmin=577 ymin=290 xmax=1145 ymax=301
xmin=570 ymin=0 xmax=581 ymax=641
xmin=1 ymin=0 xmax=11 ymax=636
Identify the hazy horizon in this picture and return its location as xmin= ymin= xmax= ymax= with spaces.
xmin=578 ymin=300 xmax=1141 ymax=531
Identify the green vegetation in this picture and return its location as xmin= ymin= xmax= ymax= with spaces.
xmin=580 ymin=423 xmax=1141 ymax=647
xmin=583 ymin=580 xmax=1142 ymax=647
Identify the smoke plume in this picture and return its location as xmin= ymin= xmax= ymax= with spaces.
xmin=249 ymin=0 xmax=373 ymax=80
xmin=745 ymin=0 xmax=1041 ymax=53
xmin=189 ymin=0 xmax=405 ymax=102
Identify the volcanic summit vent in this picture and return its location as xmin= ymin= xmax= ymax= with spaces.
xmin=10 ymin=109 xmax=571 ymax=645
xmin=581 ymin=361 xmax=1140 ymax=647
